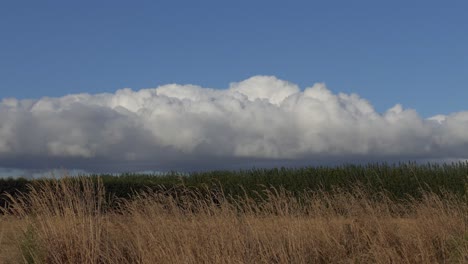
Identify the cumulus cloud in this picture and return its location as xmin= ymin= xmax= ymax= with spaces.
xmin=1 ymin=75 xmax=467 ymax=172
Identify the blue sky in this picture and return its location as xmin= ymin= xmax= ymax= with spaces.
xmin=1 ymin=1 xmax=468 ymax=175
xmin=1 ymin=0 xmax=467 ymax=117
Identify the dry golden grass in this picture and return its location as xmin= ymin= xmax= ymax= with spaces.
xmin=0 ymin=216 xmax=25 ymax=263
xmin=1 ymin=177 xmax=467 ymax=263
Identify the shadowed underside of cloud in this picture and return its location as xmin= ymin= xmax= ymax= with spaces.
xmin=1 ymin=75 xmax=468 ymax=172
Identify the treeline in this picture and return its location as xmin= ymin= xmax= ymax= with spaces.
xmin=1 ymin=162 xmax=467 ymax=209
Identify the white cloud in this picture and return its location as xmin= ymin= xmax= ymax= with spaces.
xmin=1 ymin=75 xmax=467 ymax=171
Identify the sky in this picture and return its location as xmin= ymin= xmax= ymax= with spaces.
xmin=0 ymin=1 xmax=467 ymax=176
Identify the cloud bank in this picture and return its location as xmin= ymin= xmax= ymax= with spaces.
xmin=1 ymin=76 xmax=467 ymax=172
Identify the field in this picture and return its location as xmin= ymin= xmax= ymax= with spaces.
xmin=0 ymin=163 xmax=467 ymax=263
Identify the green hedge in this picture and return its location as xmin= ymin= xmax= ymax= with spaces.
xmin=1 ymin=162 xmax=467 ymax=209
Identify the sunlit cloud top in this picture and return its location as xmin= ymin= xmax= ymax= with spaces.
xmin=1 ymin=76 xmax=468 ymax=172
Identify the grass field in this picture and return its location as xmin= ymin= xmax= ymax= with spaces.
xmin=2 ymin=162 xmax=468 ymax=203
xmin=1 ymin=171 xmax=467 ymax=263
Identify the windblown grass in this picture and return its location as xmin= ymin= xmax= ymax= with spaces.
xmin=1 ymin=176 xmax=467 ymax=263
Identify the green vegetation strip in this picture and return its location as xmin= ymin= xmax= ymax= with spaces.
xmin=1 ymin=163 xmax=468 ymax=208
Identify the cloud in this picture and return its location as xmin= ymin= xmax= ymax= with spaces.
xmin=1 ymin=75 xmax=468 ymax=172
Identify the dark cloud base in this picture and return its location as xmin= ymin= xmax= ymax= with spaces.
xmin=1 ymin=76 xmax=468 ymax=172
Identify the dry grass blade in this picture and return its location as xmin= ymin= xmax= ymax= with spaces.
xmin=0 ymin=176 xmax=467 ymax=263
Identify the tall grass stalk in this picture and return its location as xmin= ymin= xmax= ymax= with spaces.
xmin=1 ymin=176 xmax=467 ymax=263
